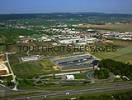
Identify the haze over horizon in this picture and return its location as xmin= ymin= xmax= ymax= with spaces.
xmin=0 ymin=0 xmax=132 ymax=14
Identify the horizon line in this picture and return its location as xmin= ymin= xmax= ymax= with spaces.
xmin=0 ymin=11 xmax=132 ymax=15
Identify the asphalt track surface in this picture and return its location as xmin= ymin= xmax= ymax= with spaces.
xmin=8 ymin=82 xmax=132 ymax=100
xmin=53 ymin=54 xmax=98 ymax=70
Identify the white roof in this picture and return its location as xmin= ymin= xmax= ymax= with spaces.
xmin=66 ymin=75 xmax=75 ymax=80
xmin=21 ymin=55 xmax=40 ymax=62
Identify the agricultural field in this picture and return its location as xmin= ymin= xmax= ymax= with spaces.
xmin=92 ymin=40 xmax=132 ymax=64
xmin=78 ymin=23 xmax=132 ymax=32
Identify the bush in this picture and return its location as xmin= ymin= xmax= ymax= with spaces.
xmin=94 ymin=68 xmax=110 ymax=79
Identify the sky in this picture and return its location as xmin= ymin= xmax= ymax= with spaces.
xmin=0 ymin=0 xmax=132 ymax=14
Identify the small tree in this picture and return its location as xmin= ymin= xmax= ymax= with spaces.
xmin=94 ymin=68 xmax=110 ymax=79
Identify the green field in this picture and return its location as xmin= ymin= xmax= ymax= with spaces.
xmin=0 ymin=27 xmax=41 ymax=43
xmin=92 ymin=40 xmax=132 ymax=64
xmin=10 ymin=58 xmax=56 ymax=78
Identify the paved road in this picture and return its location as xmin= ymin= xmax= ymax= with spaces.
xmin=8 ymin=81 xmax=132 ymax=100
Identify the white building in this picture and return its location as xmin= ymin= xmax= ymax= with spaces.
xmin=21 ymin=55 xmax=41 ymax=62
xmin=65 ymin=75 xmax=75 ymax=80
xmin=59 ymin=39 xmax=78 ymax=44
xmin=86 ymin=38 xmax=97 ymax=44
xmin=39 ymin=36 xmax=52 ymax=42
